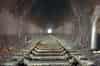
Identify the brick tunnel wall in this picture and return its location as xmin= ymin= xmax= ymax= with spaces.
xmin=0 ymin=0 xmax=38 ymax=57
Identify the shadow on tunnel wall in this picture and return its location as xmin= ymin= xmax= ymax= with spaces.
xmin=96 ymin=33 xmax=100 ymax=50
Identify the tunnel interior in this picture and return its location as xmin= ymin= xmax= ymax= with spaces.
xmin=32 ymin=0 xmax=73 ymax=29
xmin=0 ymin=0 xmax=97 ymax=66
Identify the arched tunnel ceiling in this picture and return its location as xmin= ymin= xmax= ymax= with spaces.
xmin=0 ymin=0 xmax=95 ymax=16
xmin=0 ymin=0 xmax=96 ymax=29
xmin=32 ymin=0 xmax=73 ymax=16
xmin=32 ymin=0 xmax=95 ymax=29
xmin=32 ymin=0 xmax=73 ymax=28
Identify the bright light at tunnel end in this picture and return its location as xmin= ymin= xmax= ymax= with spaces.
xmin=47 ymin=28 xmax=52 ymax=34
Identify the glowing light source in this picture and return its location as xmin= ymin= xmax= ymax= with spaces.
xmin=47 ymin=28 xmax=52 ymax=34
xmin=91 ymin=16 xmax=98 ymax=49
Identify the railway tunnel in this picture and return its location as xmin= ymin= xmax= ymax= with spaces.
xmin=0 ymin=0 xmax=97 ymax=66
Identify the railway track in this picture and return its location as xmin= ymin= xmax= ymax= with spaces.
xmin=2 ymin=36 xmax=81 ymax=66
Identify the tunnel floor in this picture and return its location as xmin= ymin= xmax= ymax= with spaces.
xmin=0 ymin=35 xmax=83 ymax=66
